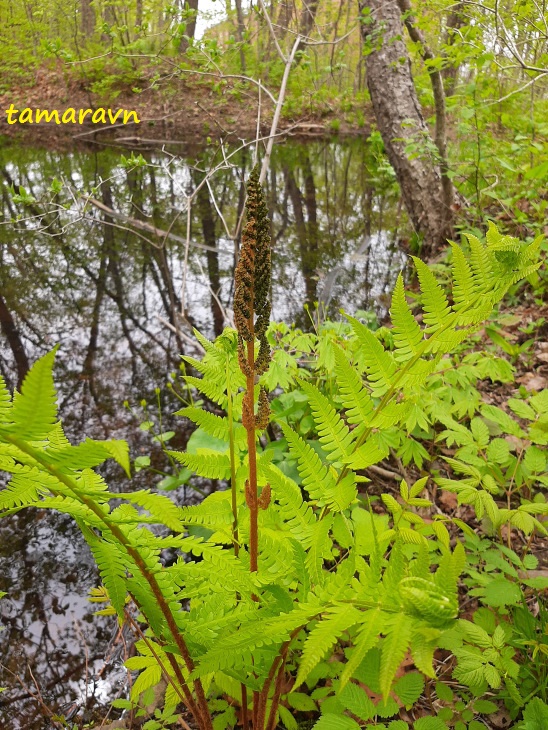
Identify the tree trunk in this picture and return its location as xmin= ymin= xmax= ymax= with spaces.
xmin=179 ymin=0 xmax=199 ymax=54
xmin=0 ymin=293 xmax=29 ymax=389
xmin=196 ymin=182 xmax=224 ymax=337
xmin=358 ymin=0 xmax=453 ymax=256
xmin=80 ymin=0 xmax=95 ymax=36
xmin=136 ymin=0 xmax=143 ymax=29
xmin=442 ymin=1 xmax=465 ymax=96
xmin=234 ymin=0 xmax=247 ymax=71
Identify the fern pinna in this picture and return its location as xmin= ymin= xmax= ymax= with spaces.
xmin=0 ymin=219 xmax=541 ymax=729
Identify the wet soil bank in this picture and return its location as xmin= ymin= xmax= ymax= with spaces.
xmin=0 ymin=69 xmax=371 ymax=149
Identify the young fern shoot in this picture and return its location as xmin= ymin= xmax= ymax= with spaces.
xmin=234 ymin=164 xmax=272 ymax=574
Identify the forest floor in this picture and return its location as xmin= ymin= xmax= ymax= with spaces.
xmin=0 ymin=67 xmax=369 ymax=149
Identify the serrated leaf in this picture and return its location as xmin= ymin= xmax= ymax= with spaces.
xmin=379 ymin=615 xmax=412 ymax=700
xmin=11 ymin=348 xmax=58 ymax=440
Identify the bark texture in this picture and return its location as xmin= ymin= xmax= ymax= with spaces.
xmin=179 ymin=0 xmax=199 ymax=53
xmin=80 ymin=0 xmax=95 ymax=36
xmin=359 ymin=0 xmax=452 ymax=255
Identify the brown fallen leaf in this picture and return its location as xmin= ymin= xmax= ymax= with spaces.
xmin=516 ymin=372 xmax=548 ymax=391
xmin=438 ymin=490 xmax=458 ymax=511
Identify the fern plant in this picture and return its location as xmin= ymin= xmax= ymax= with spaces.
xmin=0 ymin=186 xmax=542 ymax=730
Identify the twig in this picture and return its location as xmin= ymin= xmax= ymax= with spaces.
xmin=260 ymin=35 xmax=302 ymax=185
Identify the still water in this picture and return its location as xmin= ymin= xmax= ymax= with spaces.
xmin=0 ymin=135 xmax=408 ymax=727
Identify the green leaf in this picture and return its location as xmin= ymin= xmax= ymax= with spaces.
xmin=413 ymin=719 xmax=446 ymax=730
xmin=10 ymin=348 xmax=58 ymax=441
xmin=0 ymin=376 xmax=11 ymax=424
xmin=391 ymin=273 xmax=423 ymax=361
xmin=339 ymin=609 xmax=383 ymax=690
xmin=393 ymin=672 xmax=424 ymax=706
xmin=522 ymin=697 xmax=548 ymax=728
xmin=169 ymin=449 xmax=231 ymax=479
xmin=130 ymin=664 xmax=162 ymax=701
xmin=286 ymin=692 xmax=317 ymax=712
xmin=472 ymin=699 xmax=498 ymax=714
xmin=338 ymin=682 xmax=375 ymax=721
xmin=312 ymin=715 xmax=360 ymax=730
xmin=296 ymin=604 xmax=361 ymax=688
xmin=333 ymin=345 xmax=374 ymax=429
xmin=299 ymin=381 xmax=354 ymax=462
xmin=435 ymin=681 xmax=454 ymax=702
xmin=482 ymin=578 xmax=522 ymax=607
xmin=379 ymin=614 xmax=413 ymax=700
xmin=347 ymin=315 xmax=397 ymax=396
xmin=412 ymin=257 xmax=452 ymax=332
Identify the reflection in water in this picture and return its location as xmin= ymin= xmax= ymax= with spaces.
xmin=0 ymin=137 xmax=407 ymax=727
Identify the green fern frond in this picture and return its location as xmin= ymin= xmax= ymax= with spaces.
xmin=0 ymin=473 xmax=42 ymax=509
xmin=347 ymin=316 xmax=397 ymax=396
xmin=280 ymin=422 xmax=336 ymax=497
xmin=299 ymin=381 xmax=354 ymax=462
xmin=450 ymin=241 xmax=475 ymax=311
xmin=183 ymin=374 xmax=228 ymax=408
xmin=45 ymin=422 xmax=70 ymax=450
xmin=412 ymin=257 xmax=452 ymax=332
xmin=305 ymin=515 xmax=334 ymax=587
xmin=391 ymin=274 xmax=423 ymax=361
xmin=466 ymin=233 xmax=494 ymax=294
xmin=409 ymin=629 xmax=438 ymax=678
xmin=178 ymin=494 xmax=234 ymax=528
xmin=169 ymin=449 xmax=231 ymax=479
xmin=177 ymin=536 xmax=257 ymax=595
xmin=0 ymin=376 xmax=12 ymax=423
xmin=127 ymin=491 xmax=184 ymax=532
xmin=10 ymin=347 xmax=58 ymax=441
xmin=191 ymin=608 xmax=313 ymax=678
xmin=258 ymin=461 xmax=316 ymax=543
xmin=322 ymin=471 xmax=358 ymax=513
xmin=346 ymin=436 xmax=389 ymax=470
xmin=126 ymin=576 xmax=167 ymax=636
xmin=75 ymin=469 xmax=110 ymax=497
xmin=103 ymin=440 xmax=131 ymax=477
xmin=339 ymin=608 xmax=384 ymax=690
xmin=176 ymin=406 xmax=247 ymax=448
xmin=379 ymin=613 xmax=413 ymax=700
xmin=333 ymin=346 xmax=373 ymax=431
xmin=47 ymin=438 xmax=113 ymax=471
xmin=83 ymin=530 xmax=129 ymax=617
xmin=295 ymin=604 xmax=362 ymax=688
xmin=257 ymin=528 xmax=296 ymax=584
xmin=39 ymin=496 xmax=107 ymax=527
xmin=291 ymin=539 xmax=311 ymax=600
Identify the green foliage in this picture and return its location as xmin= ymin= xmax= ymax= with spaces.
xmin=0 ymin=223 xmax=545 ymax=729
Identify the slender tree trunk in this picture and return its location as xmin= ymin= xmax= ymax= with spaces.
xmin=0 ymin=293 xmax=29 ymax=389
xmin=136 ymin=0 xmax=143 ymax=29
xmin=179 ymin=0 xmax=199 ymax=53
xmin=358 ymin=0 xmax=452 ymax=256
xmin=442 ymin=1 xmax=465 ymax=96
xmin=234 ymin=0 xmax=246 ymax=71
xmin=298 ymin=0 xmax=319 ymax=40
xmin=397 ymin=0 xmax=453 ymax=216
xmin=80 ymin=0 xmax=95 ymax=36
xmin=285 ymin=166 xmax=319 ymax=321
xmin=196 ymin=182 xmax=224 ymax=337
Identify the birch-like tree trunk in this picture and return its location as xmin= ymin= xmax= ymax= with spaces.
xmin=358 ymin=0 xmax=454 ymax=255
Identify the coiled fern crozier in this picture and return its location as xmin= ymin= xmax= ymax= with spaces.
xmin=0 ymin=163 xmax=542 ymax=730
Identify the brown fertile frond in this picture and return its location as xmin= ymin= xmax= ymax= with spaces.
xmin=234 ymin=164 xmax=272 ymax=363
xmin=258 ymin=484 xmax=271 ymax=510
xmin=255 ymin=388 xmax=271 ymax=430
